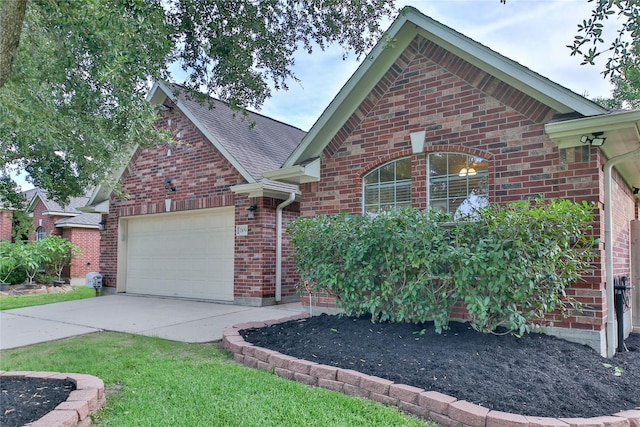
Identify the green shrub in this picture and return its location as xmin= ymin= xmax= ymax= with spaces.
xmin=288 ymin=199 xmax=595 ymax=336
xmin=450 ymin=199 xmax=595 ymax=335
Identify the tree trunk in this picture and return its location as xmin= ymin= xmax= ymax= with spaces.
xmin=0 ymin=0 xmax=28 ymax=88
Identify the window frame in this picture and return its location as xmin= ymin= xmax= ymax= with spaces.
xmin=427 ymin=152 xmax=489 ymax=216
xmin=362 ymin=156 xmax=412 ymax=215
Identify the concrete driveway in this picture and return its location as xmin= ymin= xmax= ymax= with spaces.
xmin=0 ymin=294 xmax=303 ymax=350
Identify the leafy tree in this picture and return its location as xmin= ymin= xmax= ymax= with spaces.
xmin=40 ymin=235 xmax=80 ymax=281
xmin=568 ymin=0 xmax=639 ymax=82
xmin=0 ymin=0 xmax=397 ymax=204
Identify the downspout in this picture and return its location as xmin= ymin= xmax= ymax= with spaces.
xmin=604 ymin=147 xmax=640 ymax=357
xmin=276 ymin=192 xmax=296 ymax=302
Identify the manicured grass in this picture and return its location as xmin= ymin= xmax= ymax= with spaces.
xmin=0 ymin=333 xmax=438 ymax=426
xmin=0 ymin=286 xmax=95 ymax=310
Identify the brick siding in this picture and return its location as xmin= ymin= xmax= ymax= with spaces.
xmin=100 ymin=100 xmax=299 ymax=304
xmin=298 ymin=35 xmax=638 ymax=335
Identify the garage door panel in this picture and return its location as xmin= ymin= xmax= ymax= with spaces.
xmin=124 ymin=207 xmax=235 ymax=301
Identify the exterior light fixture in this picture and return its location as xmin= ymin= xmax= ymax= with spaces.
xmin=247 ymin=203 xmax=258 ymax=220
xmin=580 ymin=132 xmax=606 ymax=147
xmin=98 ymin=218 xmax=107 ymax=231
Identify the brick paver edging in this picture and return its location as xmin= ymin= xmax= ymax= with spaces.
xmin=223 ymin=315 xmax=640 ymax=427
xmin=0 ymin=371 xmax=106 ymax=427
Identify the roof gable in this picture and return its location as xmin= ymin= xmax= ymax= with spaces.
xmin=26 ymin=188 xmax=91 ymax=216
xmin=87 ymin=82 xmax=306 ymax=211
xmin=152 ymin=82 xmax=306 ymax=182
xmin=283 ymin=6 xmax=607 ymax=167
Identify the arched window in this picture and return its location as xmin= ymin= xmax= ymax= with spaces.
xmin=363 ymin=157 xmax=411 ymax=214
xmin=428 ymin=153 xmax=489 ymax=217
xmin=35 ymin=226 xmax=46 ymax=240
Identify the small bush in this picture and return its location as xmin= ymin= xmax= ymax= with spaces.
xmin=288 ymin=199 xmax=595 ymax=336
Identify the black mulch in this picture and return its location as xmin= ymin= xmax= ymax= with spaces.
xmin=241 ymin=314 xmax=640 ymax=419
xmin=0 ymin=377 xmax=75 ymax=427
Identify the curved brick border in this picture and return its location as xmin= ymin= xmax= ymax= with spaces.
xmin=0 ymin=371 xmax=105 ymax=427
xmin=223 ymin=315 xmax=640 ymax=427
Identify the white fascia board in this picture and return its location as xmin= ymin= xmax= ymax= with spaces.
xmin=155 ymin=81 xmax=256 ymax=184
xmin=57 ymin=224 xmax=100 ymax=230
xmin=263 ymin=158 xmax=320 ymax=184
xmin=43 ymin=211 xmax=77 ymax=217
xmin=78 ymin=199 xmax=109 ymax=214
xmin=231 ymin=181 xmax=300 ymax=200
xmin=283 ymin=16 xmax=413 ymax=167
xmin=407 ymin=11 xmax=606 ymax=117
xmin=545 ymin=110 xmax=640 ymax=145
xmin=284 ymin=7 xmax=606 ymax=167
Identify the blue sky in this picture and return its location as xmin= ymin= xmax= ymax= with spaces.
xmin=13 ymin=1 xmax=616 ymax=190
xmin=258 ymin=0 xmax=616 ymax=131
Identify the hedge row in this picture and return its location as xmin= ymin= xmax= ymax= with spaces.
xmin=288 ymin=199 xmax=595 ymax=336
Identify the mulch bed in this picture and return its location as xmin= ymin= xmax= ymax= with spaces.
xmin=241 ymin=313 xmax=640 ymax=419
xmin=0 ymin=377 xmax=76 ymax=427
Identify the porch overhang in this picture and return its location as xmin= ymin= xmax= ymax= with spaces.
xmin=545 ymin=110 xmax=640 ymax=189
xmin=262 ymin=158 xmax=320 ymax=185
xmin=230 ymin=179 xmax=301 ymax=200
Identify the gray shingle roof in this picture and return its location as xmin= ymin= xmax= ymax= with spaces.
xmin=55 ymin=212 xmax=101 ymax=227
xmin=171 ymin=85 xmax=306 ymax=182
xmin=27 ymin=188 xmax=94 ymax=215
xmin=26 ymin=188 xmax=100 ymax=227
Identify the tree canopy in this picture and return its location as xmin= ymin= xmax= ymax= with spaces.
xmin=0 ymin=0 xmax=396 ymax=203
xmin=1 ymin=1 xmax=639 ymax=204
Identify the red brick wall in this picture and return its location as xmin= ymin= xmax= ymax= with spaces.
xmin=61 ymin=227 xmax=101 ymax=279
xmin=298 ymin=35 xmax=630 ymax=334
xmin=234 ymin=197 xmax=300 ymax=302
xmin=0 ymin=210 xmax=12 ymax=241
xmin=101 ymin=99 xmax=299 ymax=304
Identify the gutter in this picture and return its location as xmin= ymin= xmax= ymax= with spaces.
xmin=275 ymin=192 xmax=296 ymax=302
xmin=604 ymin=147 xmax=640 ymax=357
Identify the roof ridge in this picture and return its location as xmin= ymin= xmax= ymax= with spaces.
xmin=168 ymin=83 xmax=307 ymax=134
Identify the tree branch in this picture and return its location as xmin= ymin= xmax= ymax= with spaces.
xmin=0 ymin=0 xmax=27 ymax=88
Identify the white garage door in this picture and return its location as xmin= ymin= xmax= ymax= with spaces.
xmin=124 ymin=207 xmax=235 ymax=301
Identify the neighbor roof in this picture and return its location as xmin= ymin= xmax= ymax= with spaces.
xmin=282 ymin=5 xmax=609 ymax=167
xmin=26 ymin=188 xmax=101 ymax=228
xmin=27 ymin=188 xmax=95 ymax=216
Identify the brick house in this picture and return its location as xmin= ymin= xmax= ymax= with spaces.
xmin=261 ymin=7 xmax=639 ymax=356
xmin=25 ymin=189 xmax=101 ymax=284
xmin=85 ymin=82 xmax=305 ymax=306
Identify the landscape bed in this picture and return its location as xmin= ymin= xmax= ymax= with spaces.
xmin=240 ymin=314 xmax=640 ymax=419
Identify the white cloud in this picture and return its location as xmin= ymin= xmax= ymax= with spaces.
xmin=261 ymin=0 xmax=616 ymax=130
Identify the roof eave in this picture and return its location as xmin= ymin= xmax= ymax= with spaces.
xmin=284 ymin=7 xmax=607 ymax=167
xmin=155 ymin=82 xmax=257 ymax=184
xmin=263 ymin=158 xmax=320 ymax=184
xmin=230 ymin=181 xmax=300 ymax=200
xmin=545 ymin=110 xmax=640 ymax=188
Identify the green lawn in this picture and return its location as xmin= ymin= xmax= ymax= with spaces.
xmin=0 ymin=285 xmax=95 ymax=310
xmin=0 ymin=333 xmax=437 ymax=426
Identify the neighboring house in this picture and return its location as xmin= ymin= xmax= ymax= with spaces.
xmin=85 ymin=82 xmax=305 ymax=306
xmin=260 ymin=7 xmax=640 ymax=357
xmin=26 ymin=188 xmax=101 ymax=284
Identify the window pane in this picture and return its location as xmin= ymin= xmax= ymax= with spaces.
xmin=428 ymin=153 xmax=488 ymax=215
xmin=379 ymin=163 xmax=395 ymax=182
xmin=429 ymin=153 xmax=448 ymax=176
xmin=362 ymin=158 xmax=411 ymax=214
xmin=364 ymin=169 xmax=379 ymax=185
xmin=396 ymin=158 xmax=411 ymax=180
